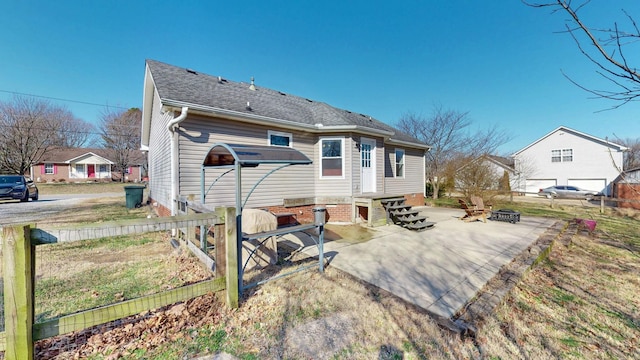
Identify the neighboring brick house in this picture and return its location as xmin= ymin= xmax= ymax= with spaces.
xmin=613 ymin=167 xmax=640 ymax=209
xmin=141 ymin=59 xmax=431 ymax=223
xmin=31 ymin=148 xmax=146 ymax=183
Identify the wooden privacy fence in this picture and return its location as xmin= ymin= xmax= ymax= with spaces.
xmin=0 ymin=208 xmax=240 ymax=360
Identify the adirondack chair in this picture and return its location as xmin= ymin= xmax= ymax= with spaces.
xmin=458 ymin=197 xmax=489 ymax=223
xmin=470 ymin=196 xmax=491 ymax=213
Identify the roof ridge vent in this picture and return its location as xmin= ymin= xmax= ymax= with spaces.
xmin=249 ymin=76 xmax=256 ymax=91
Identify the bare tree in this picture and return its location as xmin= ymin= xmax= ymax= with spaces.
xmin=397 ymin=106 xmax=511 ymax=199
xmin=455 ymin=157 xmax=502 ymax=200
xmin=100 ymin=107 xmax=142 ymax=182
xmin=525 ymin=0 xmax=640 ymax=108
xmin=53 ymin=113 xmax=94 ymax=147
xmin=616 ymin=137 xmax=640 ymax=170
xmin=0 ymin=96 xmax=90 ymax=174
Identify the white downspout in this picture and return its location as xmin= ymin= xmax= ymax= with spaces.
xmin=167 ymin=107 xmax=189 ymax=217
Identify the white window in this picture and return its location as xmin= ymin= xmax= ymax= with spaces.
xmin=268 ymin=130 xmax=292 ymax=147
xmin=75 ymin=164 xmax=85 ymax=177
xmin=99 ymin=164 xmax=108 ymax=173
xmin=395 ymin=149 xmax=405 ymax=177
xmin=552 ymin=149 xmax=572 ymax=162
xmin=45 ymin=163 xmax=54 ymax=174
xmin=320 ymin=138 xmax=344 ymax=178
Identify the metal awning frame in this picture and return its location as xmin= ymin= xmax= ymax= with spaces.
xmin=199 ymin=143 xmax=314 ymax=294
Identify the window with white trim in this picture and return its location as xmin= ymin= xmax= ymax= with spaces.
xmin=268 ymin=130 xmax=292 ymax=147
xmin=75 ymin=164 xmax=85 ymax=177
xmin=395 ymin=149 xmax=405 ymax=177
xmin=99 ymin=164 xmax=108 ymax=173
xmin=320 ymin=138 xmax=344 ymax=178
xmin=45 ymin=163 xmax=54 ymax=174
xmin=551 ymin=148 xmax=572 ymax=162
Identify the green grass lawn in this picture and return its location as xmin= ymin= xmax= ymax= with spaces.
xmin=37 ymin=182 xmax=138 ymax=195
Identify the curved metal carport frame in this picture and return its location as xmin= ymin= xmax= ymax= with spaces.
xmin=200 ymin=143 xmax=323 ymax=294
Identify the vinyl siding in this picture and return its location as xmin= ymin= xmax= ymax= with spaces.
xmin=315 ymin=134 xmax=353 ymax=199
xmin=147 ymin=90 xmax=174 ymax=210
xmin=177 ymin=115 xmax=316 ymax=209
xmin=350 ymin=136 xmax=384 ymax=194
xmin=384 ymin=147 xmax=424 ymax=195
xmin=514 ymin=129 xmax=624 ymax=195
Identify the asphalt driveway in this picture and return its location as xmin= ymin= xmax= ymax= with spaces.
xmin=282 ymin=207 xmax=555 ymax=319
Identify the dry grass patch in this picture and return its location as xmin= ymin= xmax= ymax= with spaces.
xmin=7 ymin=198 xmax=640 ymax=359
xmin=325 ymin=223 xmax=374 ymax=244
xmin=37 ymin=182 xmax=132 ymax=195
xmin=478 ymin=232 xmax=640 ymax=359
xmin=39 ymin=197 xmax=152 ymax=226
xmin=34 ymin=232 xmax=212 ymax=323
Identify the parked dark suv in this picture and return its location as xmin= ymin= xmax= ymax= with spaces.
xmin=0 ymin=175 xmax=39 ymax=202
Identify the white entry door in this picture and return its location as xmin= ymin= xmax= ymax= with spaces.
xmin=361 ymin=138 xmax=376 ymax=193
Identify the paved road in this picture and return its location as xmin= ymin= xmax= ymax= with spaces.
xmin=0 ymin=193 xmax=123 ymax=226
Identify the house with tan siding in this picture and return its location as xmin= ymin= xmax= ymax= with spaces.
xmin=141 ymin=60 xmax=430 ymax=224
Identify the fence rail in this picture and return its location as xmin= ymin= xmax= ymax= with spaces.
xmin=1 ymin=210 xmax=239 ymax=360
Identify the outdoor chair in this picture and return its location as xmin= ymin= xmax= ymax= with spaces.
xmin=458 ymin=198 xmax=488 ymax=223
xmin=470 ymin=196 xmax=492 ymax=213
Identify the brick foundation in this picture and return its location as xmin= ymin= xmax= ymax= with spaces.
xmin=265 ymin=203 xmax=352 ymax=224
xmin=404 ymin=193 xmax=425 ymax=207
xmin=150 ymin=198 xmax=172 ymax=217
xmin=151 ymin=194 xmax=423 ymax=223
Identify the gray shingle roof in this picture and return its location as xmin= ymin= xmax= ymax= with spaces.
xmin=487 ymin=155 xmax=515 ymax=169
xmin=146 ymin=59 xmax=426 ymax=147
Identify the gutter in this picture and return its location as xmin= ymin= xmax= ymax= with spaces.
xmin=386 ymin=138 xmax=432 ymax=150
xmin=161 ymin=100 xmax=430 ymax=148
xmin=168 ymin=107 xmax=189 ymax=216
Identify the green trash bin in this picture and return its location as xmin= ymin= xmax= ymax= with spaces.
xmin=124 ymin=185 xmax=145 ymax=209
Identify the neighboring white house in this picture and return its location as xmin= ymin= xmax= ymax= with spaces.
xmin=512 ymin=126 xmax=627 ymax=196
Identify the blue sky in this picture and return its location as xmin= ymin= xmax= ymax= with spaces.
xmin=1 ymin=0 xmax=639 ymax=154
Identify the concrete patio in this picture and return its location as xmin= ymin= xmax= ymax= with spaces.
xmin=280 ymin=207 xmax=555 ymax=319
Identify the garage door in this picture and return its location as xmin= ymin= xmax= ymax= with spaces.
xmin=568 ymin=179 xmax=607 ymax=195
xmin=525 ymin=179 xmax=557 ymax=196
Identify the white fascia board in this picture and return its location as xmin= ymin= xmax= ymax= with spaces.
xmin=65 ymin=152 xmax=114 ymax=165
xmin=141 ymin=64 xmax=155 ymax=147
xmin=386 ymin=138 xmax=431 ymax=150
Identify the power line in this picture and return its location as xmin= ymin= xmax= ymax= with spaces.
xmin=0 ymin=90 xmax=131 ymax=110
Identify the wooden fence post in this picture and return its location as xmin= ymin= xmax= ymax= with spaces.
xmin=3 ymin=225 xmax=35 ymax=360
xmin=225 ymin=207 xmax=239 ymax=308
xmin=214 ymin=223 xmax=226 ymax=279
